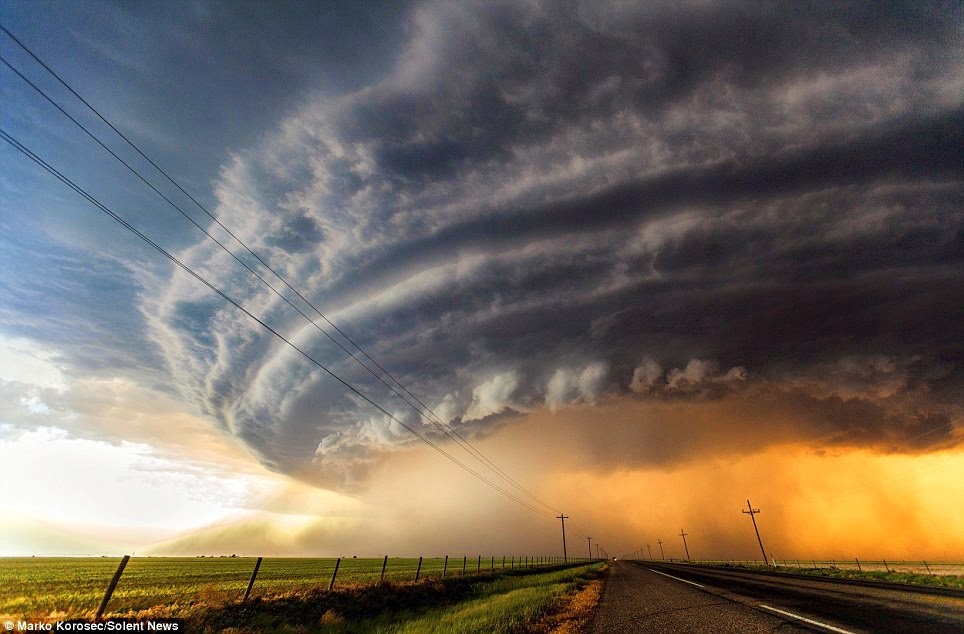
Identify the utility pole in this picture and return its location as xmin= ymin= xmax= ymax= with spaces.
xmin=596 ymin=544 xmax=600 ymax=559
xmin=679 ymin=529 xmax=690 ymax=561
xmin=657 ymin=539 xmax=665 ymax=560
xmin=742 ymin=499 xmax=769 ymax=565
xmin=647 ymin=544 xmax=653 ymax=559
xmin=557 ymin=514 xmax=569 ymax=563
xmin=587 ymin=536 xmax=592 ymax=560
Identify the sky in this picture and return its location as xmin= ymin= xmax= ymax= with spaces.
xmin=1 ymin=0 xmax=962 ymax=561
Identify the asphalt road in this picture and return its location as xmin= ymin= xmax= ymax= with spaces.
xmin=590 ymin=561 xmax=964 ymax=633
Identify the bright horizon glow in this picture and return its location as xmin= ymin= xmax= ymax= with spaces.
xmin=2 ymin=403 xmax=962 ymax=560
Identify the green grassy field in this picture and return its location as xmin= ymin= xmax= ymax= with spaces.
xmin=177 ymin=562 xmax=605 ymax=633
xmin=0 ymin=556 xmax=572 ymax=619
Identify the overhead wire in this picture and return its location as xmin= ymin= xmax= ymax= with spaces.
xmin=0 ymin=126 xmax=559 ymax=520
xmin=0 ymin=23 xmax=563 ymax=517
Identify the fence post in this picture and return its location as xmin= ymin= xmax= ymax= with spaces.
xmin=442 ymin=555 xmax=448 ymax=578
xmin=883 ymin=560 xmax=890 ymax=573
xmin=381 ymin=555 xmax=389 ymax=582
xmin=415 ymin=556 xmax=423 ymax=581
xmin=855 ymin=558 xmax=861 ymax=572
xmin=95 ymin=555 xmax=130 ymax=619
xmin=242 ymin=557 xmax=263 ymax=603
xmin=462 ymin=555 xmax=467 ymax=576
xmin=502 ymin=555 xmax=506 ymax=569
xmin=328 ymin=558 xmax=341 ymax=591
xmin=490 ymin=556 xmax=494 ymax=572
xmin=924 ymin=561 xmax=931 ymax=574
xmin=477 ymin=555 xmax=481 ymax=573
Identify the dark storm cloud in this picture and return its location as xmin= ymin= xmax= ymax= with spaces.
xmin=314 ymin=104 xmax=963 ymax=311
xmin=341 ymin=0 xmax=959 ymax=179
xmin=141 ymin=0 xmax=963 ymax=486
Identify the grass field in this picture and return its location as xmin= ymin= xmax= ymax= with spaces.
xmin=0 ymin=556 xmax=575 ymax=619
xmin=176 ymin=562 xmax=605 ymax=633
xmin=704 ymin=561 xmax=964 ymax=590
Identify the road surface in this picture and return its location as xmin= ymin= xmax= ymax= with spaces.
xmin=590 ymin=560 xmax=964 ymax=633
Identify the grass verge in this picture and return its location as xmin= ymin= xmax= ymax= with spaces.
xmin=374 ymin=563 xmax=606 ymax=633
xmin=99 ymin=562 xmax=605 ymax=633
xmin=713 ymin=563 xmax=964 ymax=590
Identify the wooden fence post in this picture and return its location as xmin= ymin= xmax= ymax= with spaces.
xmin=328 ymin=558 xmax=341 ymax=591
xmin=476 ymin=555 xmax=481 ymax=573
xmin=380 ymin=555 xmax=388 ymax=582
xmin=442 ymin=555 xmax=448 ymax=578
xmin=462 ymin=555 xmax=467 ymax=576
xmin=95 ymin=555 xmax=130 ymax=619
xmin=242 ymin=557 xmax=262 ymax=603
xmin=855 ymin=558 xmax=861 ymax=572
xmin=490 ymin=556 xmax=494 ymax=572
xmin=924 ymin=561 xmax=931 ymax=574
xmin=414 ymin=556 xmax=423 ymax=581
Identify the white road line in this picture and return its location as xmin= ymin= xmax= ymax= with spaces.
xmin=759 ymin=604 xmax=857 ymax=634
xmin=647 ymin=568 xmax=705 ymax=588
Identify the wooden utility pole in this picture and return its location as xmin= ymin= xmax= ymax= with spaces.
xmin=587 ymin=536 xmax=593 ymax=560
xmin=557 ymin=514 xmax=569 ymax=562
xmin=679 ymin=529 xmax=691 ymax=561
xmin=646 ymin=544 xmax=653 ymax=559
xmin=742 ymin=499 xmax=769 ymax=565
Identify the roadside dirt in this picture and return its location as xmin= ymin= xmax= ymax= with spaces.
xmin=525 ymin=565 xmax=608 ymax=633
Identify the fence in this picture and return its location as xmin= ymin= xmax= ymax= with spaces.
xmin=0 ymin=555 xmax=598 ymax=618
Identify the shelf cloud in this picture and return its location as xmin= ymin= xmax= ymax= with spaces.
xmin=118 ymin=0 xmax=963 ymax=489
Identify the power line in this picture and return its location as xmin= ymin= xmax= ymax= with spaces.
xmin=0 ymin=24 xmax=562 ymax=518
xmin=0 ymin=127 xmax=558 ymax=521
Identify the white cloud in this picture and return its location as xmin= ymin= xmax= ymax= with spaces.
xmin=630 ymin=357 xmax=663 ymax=393
xmin=665 ymin=359 xmax=747 ymax=392
xmin=432 ymin=392 xmax=463 ymax=424
xmin=0 ymin=336 xmax=67 ymax=391
xmin=546 ymin=362 xmax=608 ymax=410
xmin=464 ymin=371 xmax=520 ymax=422
xmin=666 ymin=359 xmax=716 ymax=390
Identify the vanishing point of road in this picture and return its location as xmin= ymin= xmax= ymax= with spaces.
xmin=590 ymin=560 xmax=964 ymax=633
